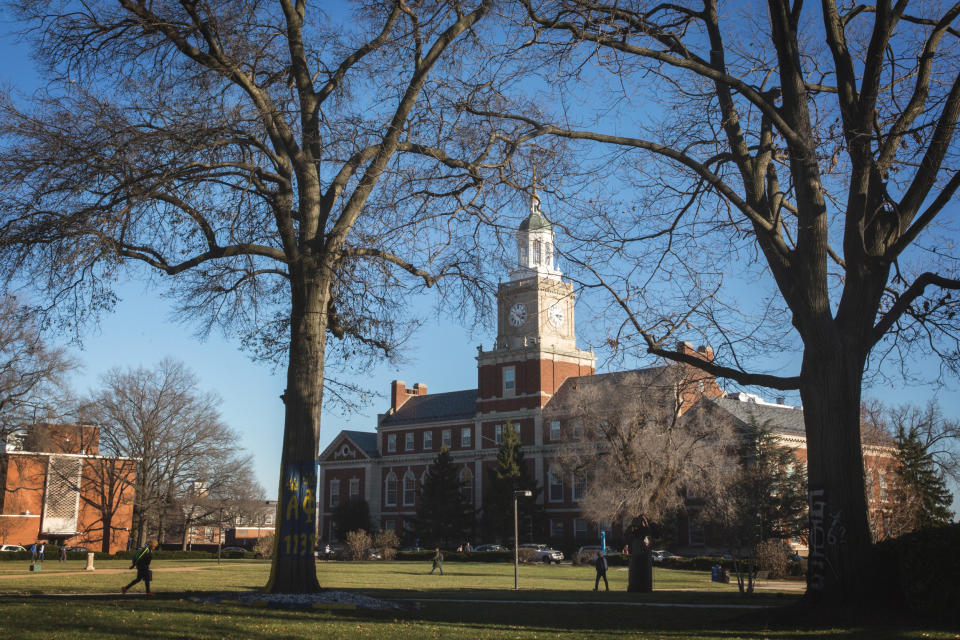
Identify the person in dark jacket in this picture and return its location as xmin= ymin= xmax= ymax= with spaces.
xmin=430 ymin=548 xmax=444 ymax=575
xmin=594 ymin=553 xmax=609 ymax=591
xmin=122 ymin=542 xmax=155 ymax=595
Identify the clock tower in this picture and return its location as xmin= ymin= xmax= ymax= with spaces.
xmin=476 ymin=190 xmax=595 ymax=413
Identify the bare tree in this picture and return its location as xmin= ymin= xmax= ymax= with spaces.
xmin=0 ymin=1 xmax=518 ymax=592
xmin=78 ymin=359 xmax=243 ymax=550
xmin=545 ymin=364 xmax=736 ymax=590
xmin=486 ymin=0 xmax=960 ymax=605
xmin=177 ymin=453 xmax=264 ymax=551
xmin=0 ymin=296 xmax=75 ymax=442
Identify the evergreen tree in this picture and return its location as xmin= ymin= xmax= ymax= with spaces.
xmin=721 ymin=421 xmax=809 ymax=550
xmin=413 ymin=448 xmax=475 ymax=547
xmin=480 ymin=423 xmax=544 ymax=543
xmin=330 ymin=498 xmax=371 ymax=541
xmin=892 ymin=425 xmax=954 ymax=532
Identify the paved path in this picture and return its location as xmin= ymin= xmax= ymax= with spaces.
xmin=0 ymin=566 xmax=210 ymax=579
xmin=401 ymin=597 xmax=783 ymax=610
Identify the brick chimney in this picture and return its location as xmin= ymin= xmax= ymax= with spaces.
xmin=676 ymin=341 xmax=715 ymax=363
xmin=390 ymin=380 xmax=428 ymax=412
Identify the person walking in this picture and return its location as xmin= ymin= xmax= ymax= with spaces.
xmin=122 ymin=542 xmax=155 ymax=595
xmin=594 ymin=553 xmax=609 ymax=592
xmin=38 ymin=542 xmax=45 ymax=563
xmin=59 ymin=545 xmax=67 ymax=562
xmin=429 ymin=547 xmax=444 ymax=575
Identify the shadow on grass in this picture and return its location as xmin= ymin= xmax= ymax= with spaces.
xmin=0 ymin=590 xmax=954 ymax=640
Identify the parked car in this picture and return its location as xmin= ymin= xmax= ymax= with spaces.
xmin=651 ymin=549 xmax=680 ymax=562
xmin=62 ymin=546 xmax=89 ymax=553
xmin=518 ymin=543 xmax=564 ymax=563
xmin=575 ymin=545 xmax=605 ymax=563
xmin=473 ymin=544 xmax=508 ymax=553
xmin=0 ymin=544 xmax=26 ymax=552
xmin=219 ymin=546 xmax=249 ymax=554
xmin=397 ymin=546 xmax=426 ymax=553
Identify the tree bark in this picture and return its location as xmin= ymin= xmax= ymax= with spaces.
xmin=265 ymin=261 xmax=328 ymax=593
xmin=800 ymin=346 xmax=876 ymax=606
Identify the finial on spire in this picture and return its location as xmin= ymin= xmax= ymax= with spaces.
xmin=530 ymin=167 xmax=541 ymax=217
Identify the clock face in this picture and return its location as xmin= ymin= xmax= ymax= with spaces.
xmin=509 ymin=303 xmax=527 ymax=327
xmin=548 ymin=304 xmax=565 ymax=328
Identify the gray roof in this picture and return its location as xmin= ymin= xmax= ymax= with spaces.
xmin=380 ymin=389 xmax=478 ymax=426
xmin=519 ymin=212 xmax=552 ymax=232
xmin=709 ymin=396 xmax=806 ymax=435
xmin=340 ymin=430 xmax=379 ymax=458
xmin=548 ymin=366 xmax=669 ymax=406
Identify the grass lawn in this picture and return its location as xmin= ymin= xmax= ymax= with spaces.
xmin=0 ymin=559 xmax=954 ymax=639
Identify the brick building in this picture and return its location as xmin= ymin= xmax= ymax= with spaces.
xmin=0 ymin=423 xmax=137 ymax=552
xmin=317 ymin=193 xmax=898 ymax=551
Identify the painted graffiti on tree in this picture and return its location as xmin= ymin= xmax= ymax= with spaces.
xmin=808 ymin=487 xmax=847 ymax=592
xmin=280 ymin=461 xmax=316 ymax=558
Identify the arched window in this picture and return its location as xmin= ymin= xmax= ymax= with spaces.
xmin=403 ymin=471 xmax=416 ymax=506
xmin=459 ymin=467 xmax=474 ymax=503
xmin=385 ymin=472 xmax=398 ymax=507
xmin=548 ymin=466 xmax=564 ymax=502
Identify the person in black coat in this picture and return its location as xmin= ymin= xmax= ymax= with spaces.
xmin=122 ymin=542 xmax=155 ymax=595
xmin=594 ymin=553 xmax=609 ymax=591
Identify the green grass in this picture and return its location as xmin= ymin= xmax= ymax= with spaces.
xmin=0 ymin=560 xmax=954 ymax=639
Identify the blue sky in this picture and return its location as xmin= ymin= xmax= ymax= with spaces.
xmin=1 ymin=7 xmax=958 ymax=509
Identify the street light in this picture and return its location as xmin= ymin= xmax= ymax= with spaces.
xmin=513 ymin=489 xmax=532 ymax=590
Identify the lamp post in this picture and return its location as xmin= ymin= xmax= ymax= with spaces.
xmin=513 ymin=489 xmax=532 ymax=590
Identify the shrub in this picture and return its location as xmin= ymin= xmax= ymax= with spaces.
xmin=754 ymin=539 xmax=790 ymax=579
xmin=875 ymin=523 xmax=960 ymax=623
xmin=372 ymin=530 xmax=399 ymax=561
xmin=254 ymin=534 xmax=274 ymax=560
xmin=345 ymin=529 xmax=371 ymax=561
xmin=517 ymin=548 xmax=537 ymax=564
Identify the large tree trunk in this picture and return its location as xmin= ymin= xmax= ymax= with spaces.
xmin=800 ymin=347 xmax=876 ymax=606
xmin=101 ymin=511 xmax=113 ymax=554
xmin=265 ymin=263 xmax=328 ymax=593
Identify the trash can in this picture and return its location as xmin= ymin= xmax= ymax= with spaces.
xmin=711 ymin=564 xmax=720 ymax=582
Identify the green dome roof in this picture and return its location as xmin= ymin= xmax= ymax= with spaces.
xmin=519 ymin=212 xmax=552 ymax=232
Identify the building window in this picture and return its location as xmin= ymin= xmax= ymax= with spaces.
xmin=495 ymin=424 xmax=502 ymax=444
xmin=572 ymin=420 xmax=584 ymax=438
xmin=349 ymin=478 xmax=360 ymax=500
xmin=403 ymin=472 xmax=416 ymax=506
xmin=572 ymin=471 xmax=586 ymax=502
xmin=385 ymin=473 xmax=398 ymax=506
xmin=549 ymin=420 xmax=561 ymax=440
xmin=550 ymin=518 xmax=564 ymax=538
xmin=503 ymin=366 xmax=516 ymax=394
xmin=548 ymin=467 xmax=563 ymax=502
xmin=442 ymin=429 xmax=452 ymax=448
xmin=383 ymin=519 xmax=395 ymax=533
xmin=405 ymin=432 xmax=415 ymax=451
xmin=460 ymin=467 xmax=474 ymax=503
xmin=329 ymin=479 xmax=340 ymax=508
xmin=387 ymin=433 xmax=397 ymax=453
xmin=574 ymin=518 xmax=588 ymax=539
xmin=328 ymin=520 xmax=336 ymax=541
xmin=423 ymin=431 xmax=432 ymax=450
xmin=461 ymin=427 xmax=472 ymax=448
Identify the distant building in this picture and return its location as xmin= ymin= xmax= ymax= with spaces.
xmin=224 ymin=500 xmax=277 ymax=548
xmin=0 ymin=423 xmax=137 ymax=552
